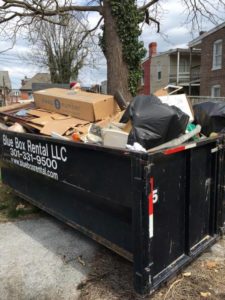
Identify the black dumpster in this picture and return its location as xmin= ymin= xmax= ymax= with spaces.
xmin=0 ymin=129 xmax=224 ymax=295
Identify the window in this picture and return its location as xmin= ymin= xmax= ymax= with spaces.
xmin=141 ymin=69 xmax=144 ymax=86
xmin=212 ymin=40 xmax=222 ymax=70
xmin=180 ymin=58 xmax=189 ymax=73
xmin=157 ymin=65 xmax=161 ymax=80
xmin=211 ymin=85 xmax=221 ymax=97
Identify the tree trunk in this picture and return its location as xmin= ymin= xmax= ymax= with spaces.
xmin=103 ymin=0 xmax=132 ymax=102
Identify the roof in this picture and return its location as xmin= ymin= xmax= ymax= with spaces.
xmin=152 ymin=48 xmax=200 ymax=58
xmin=189 ymin=22 xmax=225 ymax=47
xmin=0 ymin=71 xmax=11 ymax=89
xmin=141 ymin=47 xmax=200 ymax=64
xmin=20 ymin=73 xmax=51 ymax=91
xmin=32 ymin=83 xmax=69 ymax=92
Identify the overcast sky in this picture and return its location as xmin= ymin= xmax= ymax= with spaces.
xmin=0 ymin=0 xmax=219 ymax=89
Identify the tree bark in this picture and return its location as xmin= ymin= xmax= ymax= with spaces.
xmin=103 ymin=0 xmax=132 ymax=102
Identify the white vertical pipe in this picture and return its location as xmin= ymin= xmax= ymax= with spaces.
xmin=177 ymin=50 xmax=180 ymax=85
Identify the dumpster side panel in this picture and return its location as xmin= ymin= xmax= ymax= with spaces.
xmin=147 ymin=153 xmax=187 ymax=277
xmin=188 ymin=144 xmax=215 ymax=250
xmin=219 ymin=138 xmax=225 ymax=229
xmin=215 ymin=141 xmax=225 ymax=232
xmin=2 ymin=166 xmax=133 ymax=257
xmin=143 ymin=139 xmax=222 ymax=293
xmin=0 ymin=130 xmax=135 ymax=259
xmin=0 ymin=130 xmax=133 ymax=207
xmin=2 ymin=168 xmax=132 ymax=259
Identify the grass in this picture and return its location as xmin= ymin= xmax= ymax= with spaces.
xmin=0 ymin=181 xmax=39 ymax=222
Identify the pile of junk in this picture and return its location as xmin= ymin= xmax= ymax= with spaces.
xmin=0 ymin=86 xmax=225 ymax=153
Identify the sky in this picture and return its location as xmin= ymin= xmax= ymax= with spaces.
xmin=0 ymin=0 xmax=220 ymax=89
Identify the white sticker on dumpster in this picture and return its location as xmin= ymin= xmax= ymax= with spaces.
xmin=149 ymin=177 xmax=154 ymax=238
xmin=2 ymin=134 xmax=68 ymax=181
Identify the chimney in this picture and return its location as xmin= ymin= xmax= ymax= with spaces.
xmin=149 ymin=42 xmax=157 ymax=57
xmin=21 ymin=76 xmax=28 ymax=86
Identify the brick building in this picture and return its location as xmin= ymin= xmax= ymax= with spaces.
xmin=141 ymin=43 xmax=201 ymax=95
xmin=140 ymin=42 xmax=157 ymax=95
xmin=189 ymin=22 xmax=225 ymax=97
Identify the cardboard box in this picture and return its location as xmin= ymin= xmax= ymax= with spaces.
xmin=33 ymin=88 xmax=117 ymax=122
xmin=40 ymin=118 xmax=89 ymax=136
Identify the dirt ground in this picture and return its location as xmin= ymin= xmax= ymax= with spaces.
xmin=1 ymin=184 xmax=225 ymax=300
xmin=0 ymin=182 xmax=40 ymax=222
xmin=78 ymin=238 xmax=225 ymax=300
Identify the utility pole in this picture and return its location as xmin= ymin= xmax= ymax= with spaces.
xmin=189 ymin=47 xmax=193 ymax=95
xmin=3 ymin=76 xmax=6 ymax=106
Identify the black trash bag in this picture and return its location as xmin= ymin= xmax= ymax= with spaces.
xmin=120 ymin=94 xmax=160 ymax=124
xmin=127 ymin=95 xmax=189 ymax=149
xmin=193 ymin=101 xmax=225 ymax=136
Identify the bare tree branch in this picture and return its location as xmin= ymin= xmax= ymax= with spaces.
xmin=148 ymin=15 xmax=160 ymax=32
xmin=76 ymin=16 xmax=103 ymax=50
xmin=0 ymin=0 xmax=102 ymax=25
xmin=138 ymin=0 xmax=159 ymax=11
xmin=0 ymin=44 xmax=15 ymax=54
xmin=0 ymin=0 xmax=225 ymax=98
xmin=1 ymin=0 xmax=101 ymax=12
xmin=22 ymin=14 xmax=96 ymax=83
xmin=182 ymin=0 xmax=225 ymax=30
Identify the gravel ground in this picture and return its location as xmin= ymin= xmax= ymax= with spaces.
xmin=0 ymin=216 xmax=97 ymax=300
